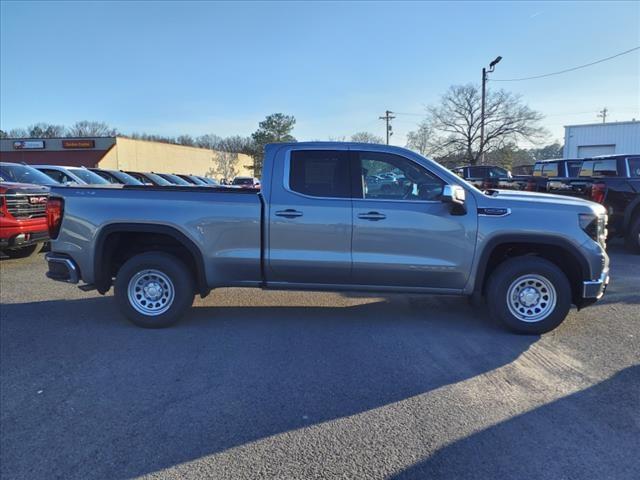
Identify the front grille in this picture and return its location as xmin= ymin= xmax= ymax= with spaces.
xmin=4 ymin=194 xmax=49 ymax=219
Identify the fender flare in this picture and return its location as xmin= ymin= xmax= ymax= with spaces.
xmin=473 ymin=233 xmax=592 ymax=294
xmin=93 ymin=223 xmax=208 ymax=296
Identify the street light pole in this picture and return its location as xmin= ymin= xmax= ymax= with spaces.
xmin=480 ymin=67 xmax=487 ymax=165
xmin=479 ymin=56 xmax=502 ymax=165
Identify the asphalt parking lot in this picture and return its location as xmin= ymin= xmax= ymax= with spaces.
xmin=1 ymin=244 xmax=639 ymax=480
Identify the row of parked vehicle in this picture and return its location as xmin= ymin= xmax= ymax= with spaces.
xmin=453 ymin=154 xmax=640 ymax=253
xmin=0 ymin=161 xmax=261 ymax=258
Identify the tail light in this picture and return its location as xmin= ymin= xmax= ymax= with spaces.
xmin=46 ymin=197 xmax=64 ymax=239
xmin=591 ymin=182 xmax=607 ymax=204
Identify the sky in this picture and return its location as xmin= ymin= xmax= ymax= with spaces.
xmin=1 ymin=0 xmax=639 ymax=146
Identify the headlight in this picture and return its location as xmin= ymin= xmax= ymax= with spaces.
xmin=579 ymin=213 xmax=607 ymax=246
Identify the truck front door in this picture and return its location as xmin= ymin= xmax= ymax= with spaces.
xmin=351 ymin=150 xmax=477 ymax=290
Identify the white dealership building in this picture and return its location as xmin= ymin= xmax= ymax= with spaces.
xmin=563 ymin=120 xmax=640 ymax=158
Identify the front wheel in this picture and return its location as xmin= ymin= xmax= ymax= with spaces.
xmin=114 ymin=252 xmax=195 ymax=328
xmin=486 ymin=257 xmax=571 ymax=334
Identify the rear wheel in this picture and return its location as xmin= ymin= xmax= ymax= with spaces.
xmin=624 ymin=216 xmax=640 ymax=254
xmin=3 ymin=243 xmax=41 ymax=259
xmin=486 ymin=257 xmax=571 ymax=334
xmin=114 ymin=252 xmax=195 ymax=328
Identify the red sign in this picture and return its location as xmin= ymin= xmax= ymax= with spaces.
xmin=62 ymin=139 xmax=95 ymax=149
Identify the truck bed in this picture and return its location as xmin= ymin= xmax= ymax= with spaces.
xmin=50 ymin=185 xmax=263 ymax=288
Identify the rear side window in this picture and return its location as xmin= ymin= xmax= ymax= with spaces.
xmin=541 ymin=163 xmax=558 ymax=177
xmin=628 ymin=157 xmax=640 ymax=177
xmin=592 ymin=159 xmax=618 ymax=177
xmin=289 ymin=150 xmax=351 ymax=198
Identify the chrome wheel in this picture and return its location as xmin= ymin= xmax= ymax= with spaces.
xmin=127 ymin=269 xmax=175 ymax=316
xmin=506 ymin=274 xmax=557 ymax=323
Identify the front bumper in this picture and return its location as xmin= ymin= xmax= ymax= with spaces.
xmin=582 ymin=268 xmax=609 ymax=299
xmin=45 ymin=252 xmax=80 ymax=284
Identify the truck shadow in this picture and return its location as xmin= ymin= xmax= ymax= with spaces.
xmin=1 ymin=294 xmax=537 ymax=479
xmin=390 ymin=365 xmax=640 ymax=480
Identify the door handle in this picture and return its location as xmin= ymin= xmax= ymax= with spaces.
xmin=357 ymin=211 xmax=386 ymax=221
xmin=275 ymin=209 xmax=303 ymax=218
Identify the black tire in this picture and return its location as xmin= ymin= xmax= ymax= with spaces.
xmin=3 ymin=243 xmax=41 ymax=259
xmin=486 ymin=256 xmax=571 ymax=334
xmin=624 ymin=216 xmax=640 ymax=254
xmin=114 ymin=252 xmax=195 ymax=328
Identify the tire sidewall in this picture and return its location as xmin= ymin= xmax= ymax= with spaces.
xmin=114 ymin=252 xmax=194 ymax=328
xmin=624 ymin=217 xmax=640 ymax=254
xmin=487 ymin=257 xmax=572 ymax=334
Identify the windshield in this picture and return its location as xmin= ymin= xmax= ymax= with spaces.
xmin=233 ymin=177 xmax=254 ymax=185
xmin=68 ymin=169 xmax=109 ymax=184
xmin=111 ymin=171 xmax=143 ymax=185
xmin=160 ymin=173 xmax=191 ymax=185
xmin=0 ymin=163 xmax=59 ymax=185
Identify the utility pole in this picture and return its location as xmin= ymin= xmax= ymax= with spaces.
xmin=379 ymin=110 xmax=395 ymax=144
xmin=598 ymin=107 xmax=608 ymax=123
xmin=480 ymin=56 xmax=502 ymax=165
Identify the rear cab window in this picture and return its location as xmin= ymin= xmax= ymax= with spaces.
xmin=566 ymin=161 xmax=583 ymax=177
xmin=289 ymin=150 xmax=351 ymax=198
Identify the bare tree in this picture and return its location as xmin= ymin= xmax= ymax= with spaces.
xmin=422 ymin=84 xmax=546 ymax=165
xmin=405 ymin=120 xmax=433 ymax=156
xmin=351 ymin=132 xmax=384 ymax=144
xmin=8 ymin=128 xmax=28 ymax=138
xmin=66 ymin=121 xmax=117 ymax=137
xmin=27 ymin=123 xmax=66 ymax=138
xmin=208 ymin=151 xmax=239 ymax=183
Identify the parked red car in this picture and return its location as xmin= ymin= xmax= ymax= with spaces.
xmin=0 ymin=182 xmax=50 ymax=258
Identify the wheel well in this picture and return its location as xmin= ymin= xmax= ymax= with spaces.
xmin=95 ymin=230 xmax=208 ymax=296
xmin=480 ymin=242 xmax=584 ymax=304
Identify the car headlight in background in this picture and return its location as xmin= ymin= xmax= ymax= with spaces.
xmin=579 ymin=213 xmax=607 ymax=247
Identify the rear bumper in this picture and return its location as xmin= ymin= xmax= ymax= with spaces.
xmin=45 ymin=252 xmax=80 ymax=284
xmin=582 ymin=268 xmax=609 ymax=299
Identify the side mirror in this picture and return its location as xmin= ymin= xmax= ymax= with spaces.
xmin=442 ymin=184 xmax=466 ymax=205
xmin=442 ymin=184 xmax=467 ymax=214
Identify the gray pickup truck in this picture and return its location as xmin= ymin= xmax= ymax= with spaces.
xmin=44 ymin=143 xmax=609 ymax=334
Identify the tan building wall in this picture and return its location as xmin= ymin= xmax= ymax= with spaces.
xmin=98 ymin=137 xmax=254 ymax=180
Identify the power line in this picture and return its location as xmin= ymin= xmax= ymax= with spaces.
xmin=492 ymin=46 xmax=640 ymax=82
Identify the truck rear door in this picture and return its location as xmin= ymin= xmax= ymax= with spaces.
xmin=266 ymin=147 xmax=353 ymax=284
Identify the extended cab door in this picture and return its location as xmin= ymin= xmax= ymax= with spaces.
xmin=352 ymin=150 xmax=477 ymax=290
xmin=267 ymin=147 xmax=353 ymax=284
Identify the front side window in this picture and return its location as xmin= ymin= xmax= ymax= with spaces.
xmin=289 ymin=150 xmax=350 ymax=198
xmin=358 ymin=151 xmax=444 ymax=201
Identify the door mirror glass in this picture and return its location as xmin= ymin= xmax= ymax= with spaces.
xmin=442 ymin=184 xmax=465 ymax=205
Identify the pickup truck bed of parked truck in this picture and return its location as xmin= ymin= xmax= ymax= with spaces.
xmin=44 ymin=143 xmax=610 ymax=334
